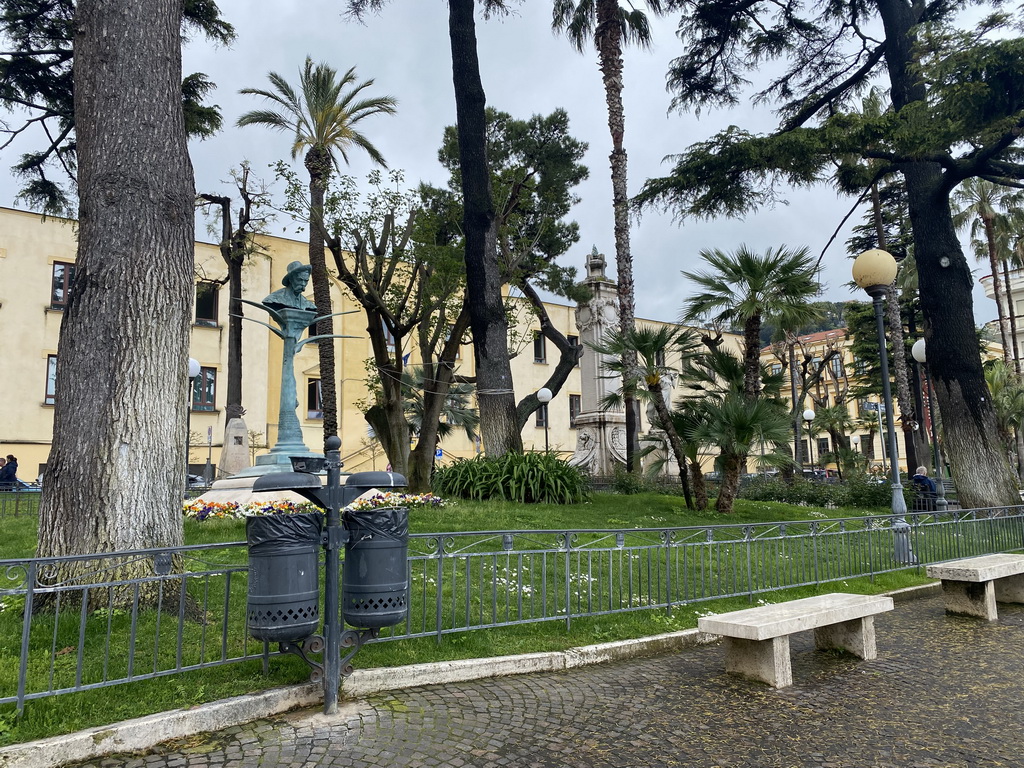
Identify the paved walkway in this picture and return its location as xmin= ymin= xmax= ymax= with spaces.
xmin=72 ymin=595 xmax=1023 ymax=768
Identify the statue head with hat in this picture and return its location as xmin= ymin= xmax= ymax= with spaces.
xmin=262 ymin=261 xmax=317 ymax=311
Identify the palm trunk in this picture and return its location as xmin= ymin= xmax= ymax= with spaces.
xmin=596 ymin=0 xmax=640 ymax=471
xmin=688 ymin=460 xmax=708 ymax=511
xmin=648 ymin=381 xmax=694 ymax=509
xmin=38 ymin=0 xmax=193 ymax=595
xmin=449 ymin=0 xmax=520 ymax=456
xmin=1000 ymin=257 xmax=1021 ymax=374
xmin=884 ymin=281 xmax=920 ymax=472
xmin=305 ymin=148 xmax=338 ymax=443
xmin=982 ymin=216 xmax=1013 ymax=367
xmin=742 ymin=315 xmax=762 ymax=399
xmin=716 ymin=452 xmax=742 ymax=514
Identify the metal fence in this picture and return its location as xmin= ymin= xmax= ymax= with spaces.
xmin=0 ymin=489 xmax=40 ymax=518
xmin=2 ymin=507 xmax=1022 ymax=712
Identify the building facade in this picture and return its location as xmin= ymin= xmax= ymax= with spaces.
xmin=0 ymin=207 xmax=735 ymax=482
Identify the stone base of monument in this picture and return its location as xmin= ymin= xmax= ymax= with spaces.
xmin=191 ymin=449 xmax=328 ymax=506
xmin=568 ymin=410 xmax=627 ymax=476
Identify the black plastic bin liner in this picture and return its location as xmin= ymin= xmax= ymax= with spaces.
xmin=342 ymin=506 xmax=409 ymax=629
xmin=246 ymin=512 xmax=323 ymax=642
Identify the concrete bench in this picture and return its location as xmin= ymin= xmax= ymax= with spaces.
xmin=925 ymin=553 xmax=1024 ymax=621
xmin=697 ymin=593 xmax=894 ymax=688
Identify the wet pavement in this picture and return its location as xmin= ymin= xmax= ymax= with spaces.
xmin=74 ymin=595 xmax=1024 ymax=768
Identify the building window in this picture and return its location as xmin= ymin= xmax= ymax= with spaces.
xmin=44 ymin=355 xmax=57 ymax=405
xmin=533 ymin=332 xmax=547 ymax=364
xmin=191 ymin=367 xmax=216 ymax=411
xmin=568 ymin=335 xmax=580 ymax=366
xmin=307 ymin=379 xmax=323 ymax=420
xmin=830 ymin=356 xmax=844 ymax=377
xmin=771 ymin=363 xmax=783 ymax=375
xmin=51 ymin=262 xmax=76 ymax=310
xmin=654 ymin=348 xmax=666 ymax=367
xmin=382 ymin=318 xmax=396 ymax=352
xmin=863 ymin=437 xmax=876 ymax=461
xmin=854 ymin=356 xmax=868 ymax=375
xmin=569 ymin=394 xmax=582 ymax=428
xmin=195 ymin=282 xmax=219 ymax=326
xmin=817 ymin=437 xmax=830 ymax=456
xmin=536 ymin=403 xmax=548 ymax=427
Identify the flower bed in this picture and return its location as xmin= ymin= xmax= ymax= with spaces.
xmin=182 ymin=499 xmax=321 ymax=521
xmin=183 ymin=493 xmax=447 ymax=521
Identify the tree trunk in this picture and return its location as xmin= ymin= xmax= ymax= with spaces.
xmin=982 ymin=215 xmax=1013 ymax=367
xmin=648 ymin=381 xmax=694 ymax=509
xmin=448 ymin=0 xmax=520 ymax=456
xmin=37 ymin=0 xmax=194 ymax=589
xmin=688 ymin=460 xmax=708 ymax=511
xmin=304 ymin=147 xmax=338 ymax=443
xmin=786 ymin=341 xmax=800 ymax=481
xmin=595 ymin=0 xmax=640 ymax=471
xmin=742 ymin=315 xmax=763 ymax=399
xmin=884 ymin=281 xmax=919 ymax=472
xmin=1000 ymin=257 xmax=1021 ymax=374
xmin=716 ymin=452 xmax=742 ymax=514
xmin=877 ymin=0 xmax=1020 ymax=508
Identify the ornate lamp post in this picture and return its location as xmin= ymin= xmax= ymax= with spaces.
xmin=537 ymin=387 xmax=553 ymax=452
xmin=853 ymin=249 xmax=916 ymax=564
xmin=803 ymin=408 xmax=816 ymax=472
xmin=911 ymin=338 xmax=948 ymax=512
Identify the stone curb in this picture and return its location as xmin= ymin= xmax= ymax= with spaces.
xmin=0 ymin=583 xmax=938 ymax=768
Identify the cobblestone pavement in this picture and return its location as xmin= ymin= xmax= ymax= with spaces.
xmin=77 ymin=595 xmax=1024 ymax=768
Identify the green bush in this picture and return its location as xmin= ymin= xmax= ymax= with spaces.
xmin=433 ymin=452 xmax=590 ymax=504
xmin=738 ymin=473 xmax=912 ymax=509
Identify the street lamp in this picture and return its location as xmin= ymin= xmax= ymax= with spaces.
xmin=186 ymin=358 xmax=201 ymax=490
xmin=911 ymin=338 xmax=948 ymax=512
xmin=851 ymin=434 xmax=860 ymax=452
xmin=536 ymin=387 xmax=553 ymax=452
xmin=853 ymin=249 xmax=916 ymax=563
xmin=803 ymin=408 xmax=816 ymax=472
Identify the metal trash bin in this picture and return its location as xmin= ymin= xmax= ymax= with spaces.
xmin=246 ymin=511 xmax=323 ymax=642
xmin=342 ymin=505 xmax=409 ymax=629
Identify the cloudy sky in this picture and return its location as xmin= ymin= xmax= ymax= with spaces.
xmin=3 ymin=0 xmax=995 ymax=326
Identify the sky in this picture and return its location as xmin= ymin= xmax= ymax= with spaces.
xmin=1 ymin=0 xmax=997 ymax=327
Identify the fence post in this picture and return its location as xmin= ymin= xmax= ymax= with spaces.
xmin=664 ymin=530 xmax=673 ymax=615
xmin=563 ymin=532 xmax=572 ymax=631
xmin=744 ymin=526 xmax=754 ymax=604
xmin=17 ymin=560 xmax=37 ymax=715
xmin=434 ymin=535 xmax=445 ymax=644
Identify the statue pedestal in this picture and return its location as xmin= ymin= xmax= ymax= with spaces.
xmin=569 ymin=411 xmax=627 ymax=477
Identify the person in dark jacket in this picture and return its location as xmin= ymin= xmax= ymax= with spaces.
xmin=0 ymin=455 xmax=17 ymax=489
xmin=911 ymin=465 xmax=937 ymax=511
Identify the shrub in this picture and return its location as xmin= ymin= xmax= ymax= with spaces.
xmin=432 ymin=452 xmax=590 ymax=504
xmin=737 ymin=472 xmax=913 ymax=509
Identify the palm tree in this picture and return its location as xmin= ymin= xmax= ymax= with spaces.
xmin=953 ymin=179 xmax=1014 ymax=368
xmin=552 ymin=0 xmax=672 ymax=473
xmin=590 ymin=324 xmax=697 ymax=508
xmin=238 ymin=58 xmax=397 ymax=441
xmin=984 ymin=359 xmax=1024 ymax=482
xmin=681 ymin=245 xmax=820 ymax=401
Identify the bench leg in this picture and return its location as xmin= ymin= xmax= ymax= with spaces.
xmin=723 ymin=635 xmax=792 ymax=688
xmin=994 ymin=573 xmax=1024 ymax=604
xmin=941 ymin=579 xmax=997 ymax=620
xmin=813 ymin=616 xmax=877 ymax=659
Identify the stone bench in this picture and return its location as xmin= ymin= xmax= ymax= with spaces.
xmin=925 ymin=553 xmax=1024 ymax=621
xmin=697 ymin=593 xmax=895 ymax=688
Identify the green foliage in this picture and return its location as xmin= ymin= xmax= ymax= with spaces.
xmin=0 ymin=0 xmax=235 ymax=213
xmin=739 ymin=474 xmax=911 ymax=509
xmin=432 ymin=452 xmax=590 ymax=505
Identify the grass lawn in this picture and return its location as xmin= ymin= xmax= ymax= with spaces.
xmin=1 ymin=493 xmax=929 ymax=746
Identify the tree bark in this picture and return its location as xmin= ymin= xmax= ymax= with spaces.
xmin=688 ymin=460 xmax=708 ymax=511
xmin=885 ymin=281 xmax=920 ymax=472
xmin=305 ymin=146 xmax=338 ymax=443
xmin=1000 ymin=257 xmax=1021 ymax=374
xmin=982 ymin=215 xmax=1013 ymax=368
xmin=716 ymin=452 xmax=742 ymax=513
xmin=647 ymin=382 xmax=694 ymax=509
xmin=595 ymin=0 xmax=640 ymax=471
xmin=37 ymin=0 xmax=194 ymax=583
xmin=448 ymin=0 xmax=520 ymax=456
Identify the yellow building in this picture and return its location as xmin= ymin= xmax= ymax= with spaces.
xmin=0 ymin=206 xmax=734 ymax=481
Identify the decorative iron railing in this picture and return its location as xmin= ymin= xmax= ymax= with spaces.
xmin=2 ymin=508 xmax=1022 ymax=712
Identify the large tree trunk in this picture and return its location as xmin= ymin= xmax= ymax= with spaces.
xmin=304 ymin=147 xmax=338 ymax=443
xmin=878 ymin=0 xmax=1020 ymax=509
xmin=688 ymin=460 xmax=708 ymax=511
xmin=716 ymin=452 xmax=743 ymax=514
xmin=595 ymin=0 xmax=640 ymax=471
xmin=37 ymin=0 xmax=194 ymax=583
xmin=448 ymin=0 xmax=520 ymax=456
